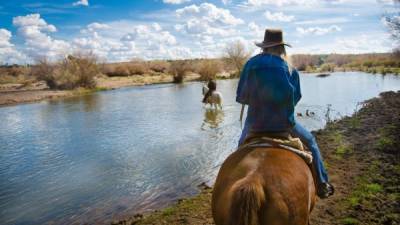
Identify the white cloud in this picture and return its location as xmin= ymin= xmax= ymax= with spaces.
xmin=80 ymin=22 xmax=110 ymax=34
xmin=293 ymin=33 xmax=392 ymax=54
xmin=376 ymin=0 xmax=397 ymax=4
xmin=176 ymin=3 xmax=243 ymax=26
xmin=73 ymin=0 xmax=89 ymax=6
xmin=72 ymin=21 xmax=182 ymax=61
xmin=13 ymin=14 xmax=70 ymax=60
xmin=0 ymin=29 xmax=26 ymax=64
xmin=295 ymin=17 xmax=348 ymax=25
xmin=296 ymin=25 xmax=341 ymax=35
xmin=175 ymin=18 xmax=236 ymax=37
xmin=248 ymin=22 xmax=264 ymax=37
xmin=245 ymin=0 xmax=317 ymax=7
xmin=174 ymin=2 xmax=243 ymax=50
xmin=334 ymin=34 xmax=392 ymax=53
xmin=265 ymin=11 xmax=295 ymax=22
xmin=162 ymin=0 xmax=190 ymax=4
xmin=0 ymin=29 xmax=13 ymax=48
xmin=2 ymin=0 xmax=393 ymax=63
xmin=243 ymin=0 xmax=357 ymax=7
xmin=121 ymin=25 xmax=177 ymax=46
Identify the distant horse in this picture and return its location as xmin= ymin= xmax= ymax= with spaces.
xmin=212 ymin=146 xmax=316 ymax=225
xmin=202 ymin=85 xmax=223 ymax=109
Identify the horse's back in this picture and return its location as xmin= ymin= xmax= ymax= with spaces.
xmin=212 ymin=147 xmax=315 ymax=225
xmin=211 ymin=91 xmax=222 ymax=104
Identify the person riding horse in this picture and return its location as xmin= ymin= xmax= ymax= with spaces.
xmin=202 ymin=80 xmax=222 ymax=109
xmin=212 ymin=29 xmax=334 ymax=225
xmin=236 ymin=29 xmax=334 ymax=198
xmin=202 ymin=80 xmax=217 ymax=103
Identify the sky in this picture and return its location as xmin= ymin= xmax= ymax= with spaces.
xmin=0 ymin=0 xmax=399 ymax=64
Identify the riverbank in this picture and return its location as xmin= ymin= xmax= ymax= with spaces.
xmin=114 ymin=91 xmax=400 ymax=225
xmin=301 ymin=67 xmax=400 ymax=75
xmin=0 ymin=73 xmax=200 ymax=106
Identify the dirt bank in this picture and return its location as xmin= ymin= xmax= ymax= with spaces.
xmin=114 ymin=91 xmax=400 ymax=225
xmin=0 ymin=74 xmax=200 ymax=107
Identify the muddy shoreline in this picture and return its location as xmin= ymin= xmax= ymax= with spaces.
xmin=0 ymin=74 xmax=200 ymax=107
xmin=112 ymin=91 xmax=400 ymax=225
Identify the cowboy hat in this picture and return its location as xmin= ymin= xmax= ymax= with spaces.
xmin=255 ymin=29 xmax=291 ymax=48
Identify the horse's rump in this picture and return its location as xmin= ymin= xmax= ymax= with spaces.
xmin=212 ymin=147 xmax=316 ymax=225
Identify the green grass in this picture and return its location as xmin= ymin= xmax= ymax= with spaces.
xmin=162 ymin=206 xmax=177 ymax=216
xmin=330 ymin=131 xmax=353 ymax=159
xmin=348 ymin=116 xmax=361 ymax=129
xmin=345 ymin=160 xmax=383 ymax=209
xmin=93 ymin=87 xmax=108 ymax=91
xmin=335 ymin=144 xmax=352 ymax=156
xmin=341 ymin=217 xmax=359 ymax=225
xmin=348 ymin=196 xmax=360 ymax=207
xmin=376 ymin=125 xmax=396 ymax=150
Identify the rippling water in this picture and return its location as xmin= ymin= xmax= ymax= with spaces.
xmin=0 ymin=72 xmax=399 ymax=224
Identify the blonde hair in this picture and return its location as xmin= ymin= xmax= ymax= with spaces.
xmin=262 ymin=45 xmax=286 ymax=57
xmin=262 ymin=45 xmax=293 ymax=73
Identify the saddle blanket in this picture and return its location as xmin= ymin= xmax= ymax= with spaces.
xmin=239 ymin=136 xmax=313 ymax=164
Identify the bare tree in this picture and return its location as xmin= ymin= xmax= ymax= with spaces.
xmin=384 ymin=1 xmax=400 ymax=54
xmin=223 ymin=41 xmax=251 ymax=77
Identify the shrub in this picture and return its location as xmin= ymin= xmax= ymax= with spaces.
xmin=197 ymin=59 xmax=221 ymax=81
xmin=148 ymin=60 xmax=170 ymax=73
xmin=103 ymin=64 xmax=132 ymax=77
xmin=128 ymin=62 xmax=148 ymax=75
xmin=305 ymin=65 xmax=316 ymax=73
xmin=32 ymin=53 xmax=99 ymax=89
xmin=319 ymin=63 xmax=336 ymax=72
xmin=7 ymin=66 xmax=26 ymax=76
xmin=169 ymin=60 xmax=191 ymax=83
xmin=31 ymin=58 xmax=57 ymax=88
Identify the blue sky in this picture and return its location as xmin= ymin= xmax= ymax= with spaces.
xmin=0 ymin=0 xmax=399 ymax=64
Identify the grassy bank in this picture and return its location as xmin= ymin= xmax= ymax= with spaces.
xmin=0 ymin=73 xmax=203 ymax=106
xmin=113 ymin=91 xmax=400 ymax=225
xmin=0 ymin=56 xmax=231 ymax=106
xmin=290 ymin=53 xmax=400 ymax=75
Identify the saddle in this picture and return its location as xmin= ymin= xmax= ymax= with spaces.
xmin=239 ymin=132 xmax=313 ymax=164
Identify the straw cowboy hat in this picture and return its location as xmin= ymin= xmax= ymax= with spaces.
xmin=255 ymin=29 xmax=291 ymax=48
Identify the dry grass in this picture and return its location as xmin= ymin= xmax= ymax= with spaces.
xmin=128 ymin=60 xmax=148 ymax=75
xmin=102 ymin=60 xmax=149 ymax=77
xmin=31 ymin=53 xmax=99 ymax=90
xmin=148 ymin=60 xmax=170 ymax=73
xmin=196 ymin=59 xmax=222 ymax=81
xmin=0 ymin=66 xmax=35 ymax=85
xmin=169 ymin=60 xmax=192 ymax=83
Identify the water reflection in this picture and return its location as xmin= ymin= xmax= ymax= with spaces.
xmin=201 ymin=108 xmax=225 ymax=129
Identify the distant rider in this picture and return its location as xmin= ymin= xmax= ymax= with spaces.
xmin=203 ymin=80 xmax=217 ymax=103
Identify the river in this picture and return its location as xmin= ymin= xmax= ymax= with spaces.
xmin=0 ymin=72 xmax=399 ymax=224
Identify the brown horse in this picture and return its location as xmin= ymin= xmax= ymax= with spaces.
xmin=212 ymin=147 xmax=316 ymax=225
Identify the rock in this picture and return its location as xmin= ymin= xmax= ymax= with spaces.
xmin=197 ymin=182 xmax=211 ymax=190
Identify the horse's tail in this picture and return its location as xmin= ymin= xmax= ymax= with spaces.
xmin=228 ymin=177 xmax=265 ymax=225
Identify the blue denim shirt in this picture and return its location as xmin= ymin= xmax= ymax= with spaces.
xmin=236 ymin=53 xmax=301 ymax=132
